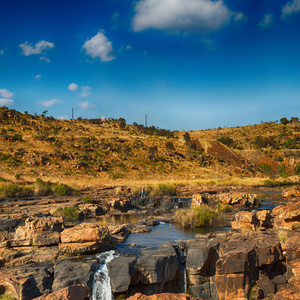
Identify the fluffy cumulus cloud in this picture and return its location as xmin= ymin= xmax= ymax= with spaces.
xmin=0 ymin=89 xmax=14 ymax=107
xmin=82 ymin=31 xmax=115 ymax=62
xmin=0 ymin=89 xmax=14 ymax=99
xmin=0 ymin=99 xmax=13 ymax=106
xmin=259 ymin=13 xmax=275 ymax=28
xmin=79 ymin=100 xmax=95 ymax=110
xmin=19 ymin=40 xmax=54 ymax=56
xmin=282 ymin=0 xmax=300 ymax=18
xmin=68 ymin=83 xmax=79 ymax=91
xmin=132 ymin=0 xmax=243 ymax=33
xmin=37 ymin=99 xmax=60 ymax=108
xmin=68 ymin=83 xmax=92 ymax=97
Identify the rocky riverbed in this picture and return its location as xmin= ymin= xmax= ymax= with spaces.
xmin=0 ymin=186 xmax=299 ymax=299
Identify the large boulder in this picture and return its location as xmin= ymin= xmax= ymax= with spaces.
xmin=108 ymin=244 xmax=184 ymax=296
xmin=0 ymin=265 xmax=53 ymax=300
xmin=59 ymin=223 xmax=114 ymax=254
xmin=231 ymin=211 xmax=258 ymax=231
xmin=10 ymin=217 xmax=64 ymax=247
xmin=219 ymin=193 xmax=257 ymax=206
xmin=32 ymin=284 xmax=90 ymax=300
xmin=52 ymin=259 xmax=98 ymax=292
xmin=186 ymin=239 xmax=220 ymax=299
xmin=273 ymin=202 xmax=300 ymax=231
xmin=107 ymin=256 xmax=138 ymax=293
xmin=77 ymin=203 xmax=106 ymax=217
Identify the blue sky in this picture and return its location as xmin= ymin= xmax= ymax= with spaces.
xmin=0 ymin=0 xmax=299 ymax=130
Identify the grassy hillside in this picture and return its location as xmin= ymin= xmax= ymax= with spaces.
xmin=0 ymin=107 xmax=299 ymax=189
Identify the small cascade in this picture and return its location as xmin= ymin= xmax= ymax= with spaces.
xmin=92 ymin=250 xmax=119 ymax=300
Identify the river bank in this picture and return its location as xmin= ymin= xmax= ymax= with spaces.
xmin=0 ymin=185 xmax=300 ymax=299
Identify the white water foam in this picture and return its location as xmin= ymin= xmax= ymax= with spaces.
xmin=92 ymin=250 xmax=119 ymax=300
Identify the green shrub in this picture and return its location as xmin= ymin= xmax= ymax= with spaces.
xmin=53 ymin=206 xmax=79 ymax=221
xmin=150 ymin=183 xmax=177 ymax=196
xmin=174 ymin=209 xmax=195 ymax=228
xmin=54 ymin=183 xmax=73 ymax=196
xmin=0 ymin=184 xmax=34 ymax=198
xmin=34 ymin=178 xmax=53 ymax=196
xmin=294 ymin=165 xmax=300 ymax=175
xmin=264 ymin=180 xmax=278 ymax=187
xmin=193 ymin=205 xmax=217 ymax=227
xmin=0 ymin=295 xmax=17 ymax=300
xmin=81 ymin=195 xmax=93 ymax=203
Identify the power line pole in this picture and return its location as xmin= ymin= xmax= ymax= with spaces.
xmin=72 ymin=108 xmax=74 ymax=120
xmin=145 ymin=114 xmax=147 ymax=127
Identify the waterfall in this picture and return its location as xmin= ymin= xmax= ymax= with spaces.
xmin=92 ymin=250 xmax=119 ymax=300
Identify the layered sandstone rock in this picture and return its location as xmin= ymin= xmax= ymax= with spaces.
xmin=32 ymin=284 xmax=90 ymax=300
xmin=59 ymin=223 xmax=114 ymax=254
xmin=218 ymin=193 xmax=257 ymax=206
xmin=10 ymin=217 xmax=64 ymax=247
xmin=127 ymin=293 xmax=200 ymax=300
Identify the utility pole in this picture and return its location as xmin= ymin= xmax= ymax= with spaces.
xmin=145 ymin=114 xmax=147 ymax=127
xmin=72 ymin=108 xmax=74 ymax=120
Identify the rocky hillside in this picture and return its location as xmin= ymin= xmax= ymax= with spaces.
xmin=0 ymin=107 xmax=299 ymax=188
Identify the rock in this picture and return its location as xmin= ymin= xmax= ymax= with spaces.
xmin=107 ymin=256 xmax=138 ymax=293
xmin=10 ymin=217 xmax=64 ymax=247
xmin=219 ymin=193 xmax=257 ymax=206
xmin=0 ymin=264 xmax=53 ymax=300
xmin=126 ymin=293 xmax=200 ymax=300
xmin=108 ymin=244 xmax=184 ymax=296
xmin=146 ymin=220 xmax=160 ymax=226
xmin=186 ymin=239 xmax=220 ymax=299
xmin=231 ymin=211 xmax=258 ymax=231
xmin=0 ymin=246 xmax=59 ymax=268
xmin=52 ymin=259 xmax=98 ymax=293
xmin=273 ymin=202 xmax=300 ymax=222
xmin=107 ymin=198 xmax=131 ymax=211
xmin=130 ymin=224 xmax=152 ymax=234
xmin=191 ymin=194 xmax=207 ymax=207
xmin=256 ymin=210 xmax=272 ymax=229
xmin=108 ymin=224 xmax=130 ymax=243
xmin=60 ymin=223 xmax=109 ymax=243
xmin=59 ymin=223 xmax=114 ymax=254
xmin=282 ymin=190 xmax=300 ymax=198
xmin=77 ymin=203 xmax=106 ymax=217
xmin=32 ymin=284 xmax=90 ymax=300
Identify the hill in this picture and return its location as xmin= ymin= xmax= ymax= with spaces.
xmin=0 ymin=107 xmax=299 ymax=189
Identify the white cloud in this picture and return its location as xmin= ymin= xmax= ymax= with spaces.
xmin=82 ymin=31 xmax=115 ymax=62
xmin=68 ymin=83 xmax=79 ymax=91
xmin=0 ymin=99 xmax=13 ymax=106
xmin=79 ymin=100 xmax=95 ymax=110
xmin=35 ymin=74 xmax=41 ymax=79
xmin=37 ymin=99 xmax=60 ymax=108
xmin=132 ymin=0 xmax=243 ymax=33
xmin=20 ymin=40 xmax=54 ymax=56
xmin=0 ymin=89 xmax=13 ymax=99
xmin=39 ymin=57 xmax=51 ymax=63
xmin=259 ymin=13 xmax=275 ymax=28
xmin=0 ymin=50 xmax=4 ymax=55
xmin=282 ymin=0 xmax=300 ymax=18
xmin=80 ymin=86 xmax=92 ymax=97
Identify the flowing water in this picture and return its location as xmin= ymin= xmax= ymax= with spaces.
xmin=91 ymin=189 xmax=284 ymax=298
xmin=92 ymin=250 xmax=119 ymax=300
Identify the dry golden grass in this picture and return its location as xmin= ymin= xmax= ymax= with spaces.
xmin=0 ymin=107 xmax=299 ymax=190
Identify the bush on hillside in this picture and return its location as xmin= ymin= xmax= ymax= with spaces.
xmin=53 ymin=206 xmax=79 ymax=221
